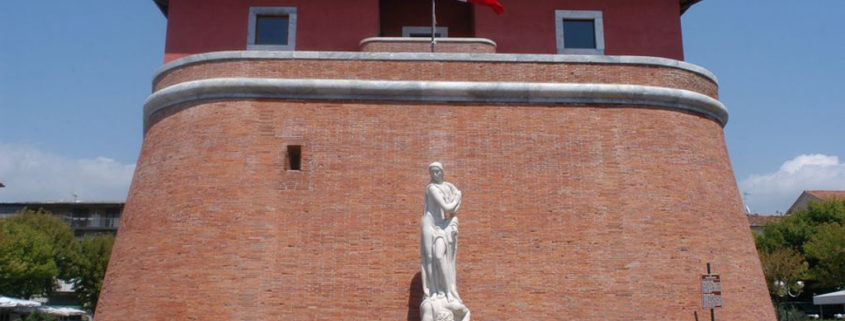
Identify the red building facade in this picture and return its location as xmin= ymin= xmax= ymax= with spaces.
xmin=96 ymin=0 xmax=776 ymax=320
xmin=160 ymin=0 xmax=688 ymax=62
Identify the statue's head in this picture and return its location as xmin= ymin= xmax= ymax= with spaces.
xmin=429 ymin=162 xmax=444 ymax=183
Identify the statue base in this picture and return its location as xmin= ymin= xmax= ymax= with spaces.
xmin=420 ymin=296 xmax=470 ymax=321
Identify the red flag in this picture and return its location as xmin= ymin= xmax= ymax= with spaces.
xmin=459 ymin=0 xmax=505 ymax=15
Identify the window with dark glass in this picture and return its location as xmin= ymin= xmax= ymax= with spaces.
xmin=402 ymin=26 xmax=448 ymax=38
xmin=71 ymin=208 xmax=91 ymax=228
xmin=563 ymin=19 xmax=596 ymax=49
xmin=408 ymin=32 xmax=444 ymax=38
xmin=555 ymin=10 xmax=604 ymax=54
xmin=255 ymin=15 xmax=290 ymax=45
xmin=104 ymin=208 xmax=121 ymax=228
xmin=287 ymin=145 xmax=302 ymax=171
xmin=0 ymin=205 xmax=23 ymax=215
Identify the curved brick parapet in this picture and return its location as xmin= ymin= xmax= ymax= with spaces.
xmin=96 ymin=51 xmax=774 ymax=321
xmin=145 ymin=51 xmax=725 ymax=133
xmin=152 ymin=51 xmax=719 ymax=97
xmin=143 ymin=78 xmax=728 ymax=133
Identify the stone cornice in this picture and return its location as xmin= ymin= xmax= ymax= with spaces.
xmin=154 ymin=51 xmax=718 ymax=86
xmin=144 ymin=78 xmax=728 ymax=134
xmin=359 ymin=37 xmax=498 ymax=47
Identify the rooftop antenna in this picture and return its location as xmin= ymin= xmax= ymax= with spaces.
xmin=742 ymin=192 xmax=752 ymax=214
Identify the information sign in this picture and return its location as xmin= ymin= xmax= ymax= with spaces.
xmin=701 ymin=274 xmax=723 ymax=309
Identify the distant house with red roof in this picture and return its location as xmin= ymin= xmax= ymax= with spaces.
xmin=746 ymin=214 xmax=782 ymax=234
xmin=746 ymin=190 xmax=845 ymax=233
xmin=786 ymin=190 xmax=845 ymax=214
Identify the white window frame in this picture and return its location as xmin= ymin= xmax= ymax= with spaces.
xmin=555 ymin=10 xmax=605 ymax=55
xmin=402 ymin=26 xmax=449 ymax=38
xmin=247 ymin=7 xmax=297 ymax=51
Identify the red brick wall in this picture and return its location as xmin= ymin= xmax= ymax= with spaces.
xmin=153 ymin=59 xmax=717 ymax=98
xmin=96 ymin=60 xmax=773 ymax=321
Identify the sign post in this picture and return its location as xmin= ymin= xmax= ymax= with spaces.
xmin=701 ymin=263 xmax=722 ymax=321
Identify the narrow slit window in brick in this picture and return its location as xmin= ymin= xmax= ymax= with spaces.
xmin=287 ymin=145 xmax=302 ymax=170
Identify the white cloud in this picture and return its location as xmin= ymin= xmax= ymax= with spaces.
xmin=0 ymin=143 xmax=135 ymax=202
xmin=740 ymin=154 xmax=845 ymax=214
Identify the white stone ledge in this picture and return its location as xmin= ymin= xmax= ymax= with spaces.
xmin=359 ymin=37 xmax=498 ymax=47
xmin=143 ymin=78 xmax=728 ymax=134
xmin=154 ymin=51 xmax=718 ymax=85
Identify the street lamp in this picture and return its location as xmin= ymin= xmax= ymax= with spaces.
xmin=774 ymin=280 xmax=805 ymax=320
xmin=774 ymin=280 xmax=804 ymax=298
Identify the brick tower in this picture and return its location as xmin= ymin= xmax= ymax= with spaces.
xmin=96 ymin=0 xmax=775 ymax=320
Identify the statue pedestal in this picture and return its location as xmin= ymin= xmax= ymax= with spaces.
xmin=421 ymin=296 xmax=470 ymax=321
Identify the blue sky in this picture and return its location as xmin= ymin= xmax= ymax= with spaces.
xmin=1 ymin=0 xmax=843 ymax=213
xmin=682 ymin=1 xmax=845 ymax=212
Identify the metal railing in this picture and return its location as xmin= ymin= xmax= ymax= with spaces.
xmin=61 ymin=216 xmax=121 ymax=229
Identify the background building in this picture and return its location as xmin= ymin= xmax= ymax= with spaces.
xmin=747 ymin=190 xmax=845 ymax=233
xmin=747 ymin=214 xmax=782 ymax=234
xmin=0 ymin=202 xmax=123 ymax=238
xmin=96 ymin=0 xmax=774 ymax=320
xmin=787 ymin=190 xmax=845 ymax=214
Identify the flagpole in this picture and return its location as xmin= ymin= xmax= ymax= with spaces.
xmin=431 ymin=0 xmax=436 ymax=52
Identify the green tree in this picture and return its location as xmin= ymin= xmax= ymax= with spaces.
xmin=758 ymin=248 xmax=808 ymax=297
xmin=0 ymin=220 xmax=59 ymax=298
xmin=6 ymin=208 xmax=77 ymax=279
xmin=803 ymin=222 xmax=845 ymax=288
xmin=755 ymin=199 xmax=845 ymax=292
xmin=70 ymin=234 xmax=115 ymax=312
xmin=774 ymin=305 xmax=806 ymax=321
xmin=802 ymin=199 xmax=845 ymax=225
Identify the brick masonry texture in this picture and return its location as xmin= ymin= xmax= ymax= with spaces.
xmin=153 ymin=59 xmax=718 ymax=99
xmin=96 ymin=58 xmax=774 ymax=321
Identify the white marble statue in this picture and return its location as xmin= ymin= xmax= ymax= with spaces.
xmin=420 ymin=162 xmax=470 ymax=321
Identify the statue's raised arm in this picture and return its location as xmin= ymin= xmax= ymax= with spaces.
xmin=427 ymin=181 xmax=462 ymax=215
